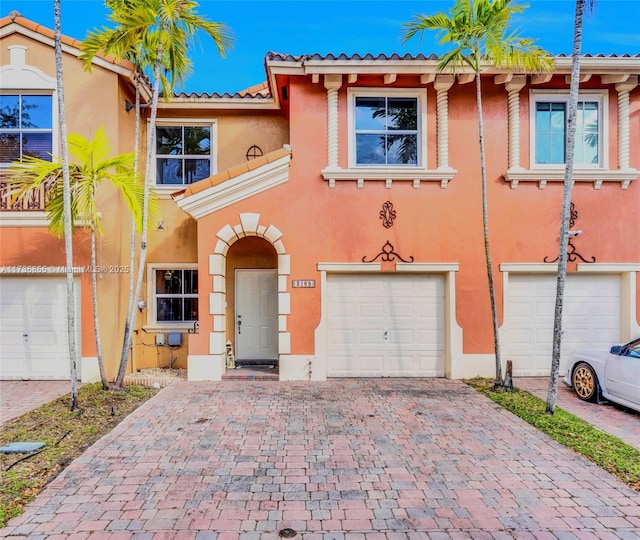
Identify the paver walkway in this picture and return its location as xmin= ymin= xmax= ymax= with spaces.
xmin=0 ymin=381 xmax=72 ymax=426
xmin=2 ymin=379 xmax=640 ymax=539
xmin=515 ymin=377 xmax=640 ymax=451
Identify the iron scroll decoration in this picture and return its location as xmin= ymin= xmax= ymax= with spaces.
xmin=362 ymin=241 xmax=414 ymax=263
xmin=544 ymin=202 xmax=596 ymax=264
xmin=379 ymin=201 xmax=396 ymax=229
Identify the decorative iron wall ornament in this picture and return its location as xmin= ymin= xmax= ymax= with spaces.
xmin=362 ymin=241 xmax=414 ymax=263
xmin=544 ymin=202 xmax=596 ymax=263
xmin=379 ymin=201 xmax=396 ymax=228
xmin=245 ymin=145 xmax=264 ymax=161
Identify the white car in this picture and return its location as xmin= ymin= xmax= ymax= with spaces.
xmin=563 ymin=338 xmax=640 ymax=413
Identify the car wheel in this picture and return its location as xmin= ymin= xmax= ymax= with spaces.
xmin=572 ymin=362 xmax=599 ymax=402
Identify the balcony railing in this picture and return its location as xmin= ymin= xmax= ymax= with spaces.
xmin=0 ymin=181 xmax=51 ymax=211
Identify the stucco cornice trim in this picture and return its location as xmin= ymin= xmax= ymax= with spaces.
xmin=504 ymin=168 xmax=639 ymax=190
xmin=317 ymin=263 xmax=382 ymax=272
xmin=0 ymin=212 xmax=50 ymax=227
xmin=266 ymin=56 xmax=640 ymax=79
xmin=174 ymin=154 xmax=291 ymax=220
xmin=321 ymin=167 xmax=457 ymax=189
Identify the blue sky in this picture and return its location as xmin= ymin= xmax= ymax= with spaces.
xmin=6 ymin=0 xmax=640 ymax=94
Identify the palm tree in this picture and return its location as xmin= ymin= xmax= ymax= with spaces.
xmin=79 ymin=0 xmax=232 ymax=388
xmin=403 ymin=0 xmax=553 ymax=386
xmin=546 ymin=0 xmax=595 ymax=415
xmin=52 ymin=0 xmax=80 ymax=410
xmin=8 ymin=128 xmax=144 ymax=390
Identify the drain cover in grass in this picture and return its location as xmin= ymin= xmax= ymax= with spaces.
xmin=0 ymin=442 xmax=46 ymax=454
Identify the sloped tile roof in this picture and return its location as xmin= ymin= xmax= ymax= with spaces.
xmin=0 ymin=12 xmax=137 ymax=72
xmin=173 ymin=147 xmax=292 ymax=199
xmin=266 ymin=51 xmax=640 ymax=62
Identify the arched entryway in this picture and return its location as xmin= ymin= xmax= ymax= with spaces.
xmin=227 ymin=237 xmax=278 ymax=364
xmin=207 ymin=213 xmax=291 ymax=377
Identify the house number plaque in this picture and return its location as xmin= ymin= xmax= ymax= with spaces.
xmin=292 ymin=280 xmax=316 ymax=288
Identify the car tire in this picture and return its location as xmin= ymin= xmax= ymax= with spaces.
xmin=572 ymin=362 xmax=599 ymax=402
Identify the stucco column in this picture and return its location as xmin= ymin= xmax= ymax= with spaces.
xmin=324 ymin=74 xmax=343 ymax=170
xmin=615 ymin=78 xmax=638 ymax=170
xmin=504 ymin=76 xmax=527 ymax=171
xmin=433 ymin=75 xmax=454 ymax=170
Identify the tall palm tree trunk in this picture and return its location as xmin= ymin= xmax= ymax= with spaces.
xmin=115 ymin=52 xmax=163 ymax=388
xmin=547 ymin=0 xmax=586 ymax=414
xmin=90 ymin=226 xmax=108 ymax=389
xmin=54 ymin=0 xmax=79 ymax=411
xmin=476 ymin=71 xmax=502 ymax=384
xmin=118 ymin=76 xmax=142 ymax=386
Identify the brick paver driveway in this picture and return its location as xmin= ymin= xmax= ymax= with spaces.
xmin=3 ymin=379 xmax=640 ymax=539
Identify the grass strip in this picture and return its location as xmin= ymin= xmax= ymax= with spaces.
xmin=465 ymin=377 xmax=640 ymax=493
xmin=0 ymin=383 xmax=158 ymax=527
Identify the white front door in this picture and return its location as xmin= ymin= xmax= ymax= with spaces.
xmin=235 ymin=269 xmax=278 ymax=361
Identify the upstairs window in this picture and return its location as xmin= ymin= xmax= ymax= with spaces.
xmin=533 ymin=92 xmax=604 ymax=167
xmin=154 ymin=268 xmax=198 ymax=323
xmin=350 ymin=89 xmax=424 ymax=167
xmin=0 ymin=94 xmax=53 ymax=165
xmin=155 ymin=123 xmax=214 ymax=185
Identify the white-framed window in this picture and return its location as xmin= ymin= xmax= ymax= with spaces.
xmin=531 ymin=90 xmax=607 ymax=168
xmin=154 ymin=119 xmax=217 ymax=185
xmin=0 ymin=92 xmax=54 ymax=166
xmin=348 ymin=88 xmax=426 ymax=168
xmin=147 ymin=263 xmax=198 ymax=328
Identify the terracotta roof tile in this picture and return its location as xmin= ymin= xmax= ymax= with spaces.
xmin=176 ymin=147 xmax=291 ymax=199
xmin=237 ymin=81 xmax=270 ymax=97
xmin=265 ymin=51 xmax=640 ymax=62
xmin=1 ymin=13 xmax=136 ymax=72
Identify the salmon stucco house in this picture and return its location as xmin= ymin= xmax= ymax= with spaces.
xmin=1 ymin=14 xmax=639 ymax=382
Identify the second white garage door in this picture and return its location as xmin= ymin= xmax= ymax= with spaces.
xmin=504 ymin=274 xmax=621 ymax=376
xmin=327 ymin=274 xmax=445 ymax=377
xmin=0 ymin=276 xmax=80 ymax=380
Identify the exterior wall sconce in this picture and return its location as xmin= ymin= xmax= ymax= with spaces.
xmin=124 ymin=100 xmax=151 ymax=112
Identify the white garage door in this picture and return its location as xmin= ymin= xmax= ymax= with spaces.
xmin=327 ymin=274 xmax=445 ymax=377
xmin=0 ymin=276 xmax=81 ymax=380
xmin=505 ymin=274 xmax=620 ymax=376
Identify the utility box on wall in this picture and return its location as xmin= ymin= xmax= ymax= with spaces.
xmin=168 ymin=332 xmax=182 ymax=347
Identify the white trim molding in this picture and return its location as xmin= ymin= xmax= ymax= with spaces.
xmin=144 ymin=262 xmax=198 ymax=330
xmin=312 ymin=262 xmax=463 ymax=380
xmin=504 ymin=87 xmax=639 ymax=189
xmin=174 ymin=153 xmax=291 ymax=219
xmin=322 ymin=85 xmax=456 ymax=188
xmin=152 ymin=118 xmax=218 ymax=193
xmin=187 ymin=213 xmax=291 ymax=381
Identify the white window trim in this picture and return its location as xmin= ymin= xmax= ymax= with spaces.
xmin=144 ymin=262 xmax=198 ymax=331
xmin=322 ymin=86 xmax=456 ymax=188
xmin=529 ymin=89 xmax=609 ymax=170
xmin=347 ymin=87 xmax=427 ymax=170
xmin=1 ymin=46 xmax=59 ymax=170
xmin=151 ymin=118 xmax=217 ymax=199
xmin=0 ymin=89 xmax=59 ymax=169
xmin=505 ymin=88 xmax=638 ymax=189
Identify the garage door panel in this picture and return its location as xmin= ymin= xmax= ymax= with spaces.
xmin=327 ymin=274 xmax=445 ymax=377
xmin=505 ymin=274 xmax=620 ymax=376
xmin=0 ymin=276 xmax=80 ymax=380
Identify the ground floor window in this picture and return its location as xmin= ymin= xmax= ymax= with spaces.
xmin=154 ymin=268 xmax=198 ymax=323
